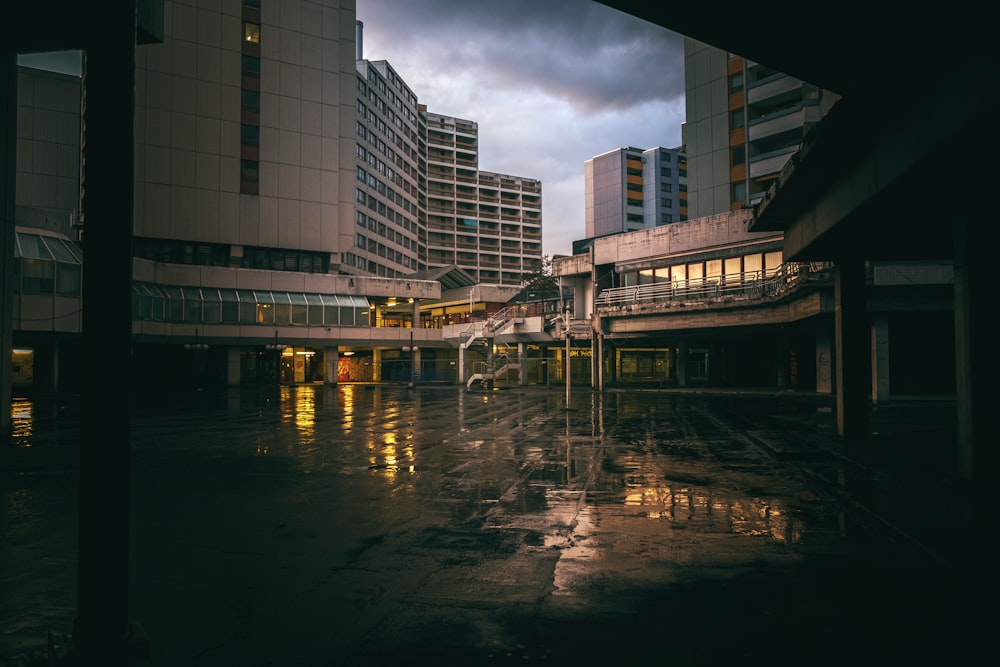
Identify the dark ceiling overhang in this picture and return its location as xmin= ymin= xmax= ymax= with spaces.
xmin=596 ymin=1 xmax=996 ymax=263
xmin=4 ymin=1 xmax=163 ymax=52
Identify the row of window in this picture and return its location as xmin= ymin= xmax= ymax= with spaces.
xmin=356 ymin=213 xmax=416 ymax=251
xmin=132 ymin=283 xmax=370 ymax=327
xmin=356 ymin=234 xmax=414 ymax=270
xmin=341 ymin=252 xmax=421 ymax=278
xmin=355 ymin=164 xmax=416 ymax=220
xmin=357 ymin=123 xmax=416 ymax=191
xmin=620 ymin=250 xmax=784 ymax=288
xmin=363 ymin=65 xmax=418 ymax=127
xmin=14 ymin=232 xmax=83 ymax=296
xmin=17 ymin=259 xmax=81 ymax=297
xmin=357 ymin=101 xmax=419 ymax=169
xmin=132 ymin=238 xmax=330 ymax=274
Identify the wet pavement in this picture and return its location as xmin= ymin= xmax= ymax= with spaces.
xmin=0 ymin=384 xmax=990 ymax=666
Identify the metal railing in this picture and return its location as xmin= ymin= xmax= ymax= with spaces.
xmin=594 ymin=262 xmax=833 ymax=308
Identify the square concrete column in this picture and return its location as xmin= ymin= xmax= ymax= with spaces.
xmin=0 ymin=52 xmax=16 ymax=436
xmin=76 ymin=5 xmax=139 ymax=660
xmin=326 ymin=347 xmax=339 ymax=384
xmin=676 ymin=341 xmax=688 ymax=386
xmin=953 ymin=214 xmax=997 ymax=482
xmin=871 ymin=316 xmax=890 ymax=406
xmin=815 ymin=326 xmax=833 ymax=394
xmin=834 ymin=260 xmax=870 ymax=438
xmin=227 ymin=347 xmax=242 ymax=385
xmin=775 ymin=336 xmax=789 ymax=388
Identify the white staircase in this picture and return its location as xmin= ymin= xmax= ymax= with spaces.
xmin=466 ymin=355 xmax=520 ymax=390
xmin=463 ymin=305 xmax=526 ymax=389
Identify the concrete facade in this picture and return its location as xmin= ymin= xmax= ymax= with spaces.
xmin=584 ymin=145 xmax=685 ymax=240
xmin=554 ymin=210 xmax=954 ymax=397
xmin=683 ymin=38 xmax=838 ymax=217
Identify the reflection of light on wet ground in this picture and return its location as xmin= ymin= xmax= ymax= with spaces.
xmin=290 ymin=386 xmax=316 ymax=445
xmin=621 ymin=478 xmax=799 ymax=542
xmin=340 ymin=385 xmax=356 ymax=432
xmin=550 ymin=505 xmax=599 ymax=597
xmin=10 ymin=399 xmax=34 ymax=445
xmin=366 ymin=411 xmax=417 ymax=478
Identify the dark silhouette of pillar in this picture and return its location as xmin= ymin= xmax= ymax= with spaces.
xmin=74 ymin=3 xmax=137 ymax=662
xmin=834 ymin=260 xmax=869 ymax=438
xmin=1 ymin=53 xmax=15 ymax=436
xmin=954 ymin=207 xmax=998 ymax=483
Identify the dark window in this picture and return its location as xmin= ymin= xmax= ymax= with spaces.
xmin=241 ymin=159 xmax=259 ymax=182
xmin=242 ymin=55 xmax=260 ymax=77
xmin=241 ymin=124 xmax=260 ymax=145
xmin=732 ymin=145 xmax=745 ymax=165
xmin=242 ymin=89 xmax=260 ymax=111
xmin=731 ymin=109 xmax=744 ymax=129
xmin=730 ymin=72 xmax=743 ymax=94
xmin=732 ymin=181 xmax=747 ymax=202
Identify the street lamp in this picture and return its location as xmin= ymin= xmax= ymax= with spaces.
xmin=264 ymin=329 xmax=287 ymax=351
xmin=184 ymin=328 xmax=208 ymax=350
xmin=265 ymin=330 xmax=288 ymax=384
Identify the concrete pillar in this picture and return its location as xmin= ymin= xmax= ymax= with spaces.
xmin=775 ymin=335 xmax=789 ymax=388
xmin=326 ymin=347 xmax=339 ymax=384
xmin=1 ymin=52 xmax=15 ymax=435
xmin=595 ymin=333 xmax=604 ymax=390
xmin=51 ymin=339 xmax=61 ymax=393
xmin=517 ymin=342 xmax=527 ymax=386
xmin=458 ymin=343 xmax=467 ymax=386
xmin=677 ymin=341 xmax=688 ymax=386
xmin=834 ymin=260 xmax=870 ymax=438
xmin=76 ymin=6 xmax=137 ymax=660
xmin=372 ymin=348 xmax=381 ymax=381
xmin=815 ymin=326 xmax=833 ymax=394
xmin=565 ymin=326 xmax=571 ymax=404
xmin=411 ymin=299 xmax=420 ymax=328
xmin=953 ymin=214 xmax=997 ymax=482
xmin=871 ymin=316 xmax=890 ymax=406
xmin=226 ymin=347 xmax=241 ymax=385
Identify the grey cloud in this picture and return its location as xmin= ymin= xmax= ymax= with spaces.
xmin=358 ymin=0 xmax=684 ymax=115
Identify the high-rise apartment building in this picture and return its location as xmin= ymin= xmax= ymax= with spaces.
xmin=350 ymin=57 xmax=424 ymax=278
xmin=584 ymin=145 xmax=685 ymax=240
xmin=642 ymin=146 xmax=687 ymax=227
xmin=682 ymin=38 xmax=838 ymax=218
xmin=422 ymin=111 xmax=542 ymax=284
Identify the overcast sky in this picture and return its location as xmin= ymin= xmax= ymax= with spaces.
xmin=357 ymin=0 xmax=686 ymax=258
